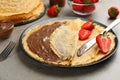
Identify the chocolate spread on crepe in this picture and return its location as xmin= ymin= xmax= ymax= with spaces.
xmin=27 ymin=22 xmax=64 ymax=62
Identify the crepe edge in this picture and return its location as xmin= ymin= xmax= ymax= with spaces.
xmin=0 ymin=1 xmax=45 ymax=24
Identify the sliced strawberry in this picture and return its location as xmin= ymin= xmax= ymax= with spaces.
xmin=81 ymin=20 xmax=95 ymax=30
xmin=47 ymin=5 xmax=61 ymax=17
xmin=83 ymin=4 xmax=95 ymax=13
xmin=108 ymin=6 xmax=119 ymax=19
xmin=79 ymin=29 xmax=91 ymax=40
xmin=96 ymin=32 xmax=112 ymax=54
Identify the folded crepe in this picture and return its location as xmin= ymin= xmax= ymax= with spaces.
xmin=50 ymin=19 xmax=84 ymax=60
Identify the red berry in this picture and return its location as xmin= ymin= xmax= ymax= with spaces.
xmin=108 ymin=6 xmax=119 ymax=19
xmin=73 ymin=0 xmax=82 ymax=3
xmin=79 ymin=29 xmax=91 ymax=40
xmin=73 ymin=5 xmax=83 ymax=12
xmin=47 ymin=5 xmax=61 ymax=17
xmin=96 ymin=32 xmax=112 ymax=54
xmin=83 ymin=4 xmax=95 ymax=13
xmin=73 ymin=0 xmax=83 ymax=12
xmin=81 ymin=20 xmax=95 ymax=30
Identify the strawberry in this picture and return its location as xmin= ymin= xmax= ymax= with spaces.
xmin=79 ymin=29 xmax=91 ymax=40
xmin=73 ymin=5 xmax=83 ymax=11
xmin=81 ymin=20 xmax=95 ymax=30
xmin=108 ymin=6 xmax=119 ymax=19
xmin=91 ymin=0 xmax=99 ymax=3
xmin=83 ymin=4 xmax=95 ymax=13
xmin=47 ymin=5 xmax=61 ymax=17
xmin=73 ymin=0 xmax=82 ymax=3
xmin=73 ymin=0 xmax=83 ymax=11
xmin=96 ymin=32 xmax=112 ymax=54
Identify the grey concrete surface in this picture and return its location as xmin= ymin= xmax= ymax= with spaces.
xmin=0 ymin=0 xmax=120 ymax=80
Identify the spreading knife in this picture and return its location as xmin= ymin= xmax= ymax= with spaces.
xmin=77 ymin=18 xmax=120 ymax=56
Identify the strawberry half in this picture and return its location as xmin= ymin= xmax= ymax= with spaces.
xmin=81 ymin=20 xmax=95 ymax=30
xmin=79 ymin=29 xmax=91 ymax=40
xmin=96 ymin=32 xmax=112 ymax=54
xmin=108 ymin=6 xmax=119 ymax=19
xmin=47 ymin=5 xmax=61 ymax=17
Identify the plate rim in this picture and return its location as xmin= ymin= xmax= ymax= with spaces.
xmin=19 ymin=17 xmax=118 ymax=68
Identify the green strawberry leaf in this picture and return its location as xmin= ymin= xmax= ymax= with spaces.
xmin=56 ymin=7 xmax=61 ymax=13
xmin=110 ymin=8 xmax=117 ymax=17
xmin=85 ymin=0 xmax=92 ymax=4
xmin=102 ymin=31 xmax=107 ymax=37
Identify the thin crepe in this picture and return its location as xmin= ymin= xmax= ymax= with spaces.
xmin=50 ymin=19 xmax=83 ymax=60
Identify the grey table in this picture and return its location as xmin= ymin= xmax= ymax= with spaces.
xmin=0 ymin=0 xmax=120 ymax=80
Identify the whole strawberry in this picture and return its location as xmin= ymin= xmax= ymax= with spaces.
xmin=83 ymin=4 xmax=95 ymax=13
xmin=47 ymin=5 xmax=61 ymax=17
xmin=73 ymin=0 xmax=83 ymax=11
xmin=108 ymin=6 xmax=119 ymax=19
xmin=73 ymin=0 xmax=83 ymax=3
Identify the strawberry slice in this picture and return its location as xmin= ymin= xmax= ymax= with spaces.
xmin=83 ymin=4 xmax=95 ymax=13
xmin=79 ymin=29 xmax=91 ymax=40
xmin=81 ymin=0 xmax=92 ymax=4
xmin=47 ymin=5 xmax=61 ymax=17
xmin=96 ymin=32 xmax=112 ymax=54
xmin=81 ymin=20 xmax=95 ymax=30
xmin=108 ymin=6 xmax=119 ymax=19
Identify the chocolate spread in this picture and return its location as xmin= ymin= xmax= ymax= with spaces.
xmin=27 ymin=22 xmax=65 ymax=62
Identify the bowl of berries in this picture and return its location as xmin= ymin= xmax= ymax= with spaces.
xmin=68 ymin=0 xmax=100 ymax=15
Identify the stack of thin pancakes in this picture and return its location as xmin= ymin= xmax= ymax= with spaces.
xmin=0 ymin=0 xmax=44 ymax=24
xmin=22 ymin=19 xmax=115 ymax=66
